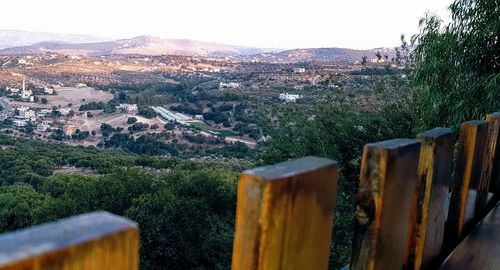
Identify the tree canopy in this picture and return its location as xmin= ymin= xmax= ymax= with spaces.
xmin=412 ymin=0 xmax=500 ymax=130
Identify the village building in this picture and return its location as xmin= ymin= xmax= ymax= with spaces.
xmin=116 ymin=103 xmax=138 ymax=113
xmin=279 ymin=93 xmax=301 ymax=102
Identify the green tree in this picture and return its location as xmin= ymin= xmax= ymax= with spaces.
xmin=0 ymin=184 xmax=60 ymax=233
xmin=126 ymin=169 xmax=236 ymax=270
xmin=127 ymin=117 xmax=137 ymax=124
xmin=412 ymin=0 xmax=500 ymax=130
xmin=262 ymin=96 xmax=415 ymax=269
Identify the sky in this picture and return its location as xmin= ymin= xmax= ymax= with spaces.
xmin=1 ymin=0 xmax=451 ymax=49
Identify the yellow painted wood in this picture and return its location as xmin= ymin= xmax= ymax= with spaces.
xmin=231 ymin=157 xmax=338 ymax=270
xmin=0 ymin=212 xmax=139 ymax=270
xmin=408 ymin=128 xmax=456 ymax=270
xmin=480 ymin=113 xmax=500 ymax=205
xmin=350 ymin=139 xmax=421 ymax=270
xmin=446 ymin=120 xmax=488 ymax=248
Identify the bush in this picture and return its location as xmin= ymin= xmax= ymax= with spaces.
xmin=127 ymin=117 xmax=137 ymax=124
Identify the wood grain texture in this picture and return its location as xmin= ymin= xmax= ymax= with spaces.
xmin=406 ymin=128 xmax=456 ymax=270
xmin=350 ymin=139 xmax=421 ymax=270
xmin=438 ymin=202 xmax=500 ymax=270
xmin=0 ymin=211 xmax=139 ymax=270
xmin=483 ymin=113 xmax=500 ymax=202
xmin=446 ymin=120 xmax=488 ymax=248
xmin=231 ymin=157 xmax=338 ymax=270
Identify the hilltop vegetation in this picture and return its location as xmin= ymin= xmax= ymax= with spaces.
xmin=0 ymin=134 xmax=248 ymax=269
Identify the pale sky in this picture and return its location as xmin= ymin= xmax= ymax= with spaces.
xmin=1 ymin=0 xmax=451 ymax=49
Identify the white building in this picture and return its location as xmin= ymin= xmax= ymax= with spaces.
xmin=37 ymin=123 xmax=50 ymax=131
xmin=59 ymin=108 xmax=72 ymax=116
xmin=17 ymin=107 xmax=36 ymax=119
xmin=44 ymin=87 xmax=54 ymax=94
xmin=116 ymin=104 xmax=138 ymax=113
xmin=12 ymin=120 xmax=27 ymax=127
xmin=194 ymin=115 xmax=204 ymax=120
xmin=7 ymin=87 xmax=20 ymax=94
xmin=76 ymin=83 xmax=88 ymax=88
xmin=20 ymin=78 xmax=32 ymax=100
xmin=293 ymin=68 xmax=306 ymax=73
xmin=219 ymin=82 xmax=241 ymax=89
xmin=279 ymin=93 xmax=301 ymax=102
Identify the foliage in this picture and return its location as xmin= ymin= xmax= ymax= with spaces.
xmin=138 ymin=107 xmax=157 ymax=118
xmin=411 ymin=0 xmax=500 ymax=130
xmin=126 ymin=169 xmax=237 ymax=269
xmin=262 ymin=95 xmax=415 ymax=269
xmin=0 ymin=133 xmax=244 ymax=269
xmin=127 ymin=117 xmax=137 ymax=124
xmin=128 ymin=122 xmax=150 ymax=133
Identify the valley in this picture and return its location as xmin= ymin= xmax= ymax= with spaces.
xmin=0 ymin=40 xmax=410 ymax=159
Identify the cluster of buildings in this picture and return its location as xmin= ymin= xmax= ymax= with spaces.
xmin=6 ymin=105 xmax=70 ymax=132
xmin=5 ymin=77 xmax=55 ymax=102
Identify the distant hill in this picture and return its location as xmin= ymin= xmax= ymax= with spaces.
xmin=0 ymin=29 xmax=112 ymax=50
xmin=252 ymin=47 xmax=397 ymax=62
xmin=0 ymin=35 xmax=277 ymax=57
xmin=0 ymin=30 xmax=398 ymax=61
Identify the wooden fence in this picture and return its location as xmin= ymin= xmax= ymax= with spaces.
xmin=1 ymin=113 xmax=500 ymax=269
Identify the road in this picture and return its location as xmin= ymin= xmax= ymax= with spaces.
xmin=0 ymin=97 xmax=13 ymax=111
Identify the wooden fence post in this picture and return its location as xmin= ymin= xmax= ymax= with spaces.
xmin=231 ymin=157 xmax=338 ymax=270
xmin=408 ymin=128 xmax=456 ymax=270
xmin=482 ymin=113 xmax=500 ymax=204
xmin=446 ymin=120 xmax=488 ymax=248
xmin=350 ymin=139 xmax=421 ymax=270
xmin=0 ymin=212 xmax=139 ymax=270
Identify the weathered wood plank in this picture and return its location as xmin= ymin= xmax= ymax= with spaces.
xmin=0 ymin=211 xmax=139 ymax=270
xmin=482 ymin=113 xmax=500 ymax=203
xmin=439 ymin=202 xmax=500 ymax=270
xmin=407 ymin=128 xmax=456 ymax=270
xmin=350 ymin=139 xmax=421 ymax=270
xmin=231 ymin=157 xmax=338 ymax=270
xmin=446 ymin=120 xmax=488 ymax=248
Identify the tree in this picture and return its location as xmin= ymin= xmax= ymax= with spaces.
xmin=138 ymin=107 xmax=157 ymax=119
xmin=262 ymin=96 xmax=415 ymax=269
xmin=125 ymin=170 xmax=236 ymax=269
xmin=127 ymin=117 xmax=138 ymax=124
xmin=41 ymin=98 xmax=48 ymax=104
xmin=164 ymin=122 xmax=175 ymax=130
xmin=151 ymin=124 xmax=159 ymax=130
xmin=0 ymin=184 xmax=60 ymax=233
xmin=411 ymin=0 xmax=500 ymax=130
xmin=360 ymin=55 xmax=368 ymax=66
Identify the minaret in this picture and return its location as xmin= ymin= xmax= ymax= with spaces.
xmin=22 ymin=77 xmax=25 ymax=92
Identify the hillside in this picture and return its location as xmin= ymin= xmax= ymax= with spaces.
xmin=0 ymin=35 xmax=275 ymax=57
xmin=0 ymin=30 xmax=398 ymax=61
xmin=251 ymin=47 xmax=397 ymax=62
xmin=0 ymin=29 xmax=111 ymax=50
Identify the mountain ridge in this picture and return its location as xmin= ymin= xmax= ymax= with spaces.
xmin=0 ymin=30 xmax=397 ymax=62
